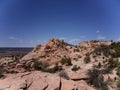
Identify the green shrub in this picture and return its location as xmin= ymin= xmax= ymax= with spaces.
xmin=71 ymin=65 xmax=80 ymax=71
xmin=45 ymin=64 xmax=63 ymax=73
xmin=32 ymin=58 xmax=63 ymax=73
xmin=116 ymin=65 xmax=120 ymax=77
xmin=101 ymin=58 xmax=119 ymax=74
xmin=98 ymin=62 xmax=102 ymax=68
xmin=84 ymin=54 xmax=91 ymax=63
xmin=93 ymin=45 xmax=110 ymax=57
xmin=33 ymin=60 xmax=43 ymax=70
xmin=0 ymin=68 xmax=3 ymax=78
xmin=32 ymin=59 xmax=49 ymax=71
xmin=108 ymin=58 xmax=119 ymax=69
xmin=110 ymin=42 xmax=120 ymax=57
xmin=61 ymin=57 xmax=72 ymax=66
xmin=87 ymin=67 xmax=108 ymax=90
xmin=117 ymin=78 xmax=120 ymax=89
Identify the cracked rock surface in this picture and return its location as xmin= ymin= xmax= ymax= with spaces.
xmin=0 ymin=71 xmax=94 ymax=90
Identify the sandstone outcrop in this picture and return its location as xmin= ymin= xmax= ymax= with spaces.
xmin=0 ymin=71 xmax=95 ymax=90
xmin=0 ymin=38 xmax=114 ymax=90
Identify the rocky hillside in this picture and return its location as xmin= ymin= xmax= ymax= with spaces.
xmin=20 ymin=38 xmax=111 ymax=66
xmin=1 ymin=38 xmax=120 ymax=90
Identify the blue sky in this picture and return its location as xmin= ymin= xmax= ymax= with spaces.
xmin=0 ymin=0 xmax=120 ymax=47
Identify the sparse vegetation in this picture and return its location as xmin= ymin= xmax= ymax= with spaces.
xmin=117 ymin=78 xmax=120 ymax=89
xmin=60 ymin=57 xmax=72 ymax=66
xmin=32 ymin=58 xmax=50 ymax=71
xmin=116 ymin=66 xmax=120 ymax=77
xmin=84 ymin=53 xmax=91 ymax=63
xmin=71 ymin=65 xmax=80 ymax=71
xmin=87 ymin=67 xmax=108 ymax=90
xmin=0 ymin=68 xmax=3 ymax=78
xmin=74 ymin=48 xmax=80 ymax=52
xmin=93 ymin=45 xmax=110 ymax=57
xmin=98 ymin=62 xmax=102 ymax=68
xmin=32 ymin=59 xmax=63 ymax=73
xmin=45 ymin=64 xmax=63 ymax=73
xmin=33 ymin=59 xmax=43 ymax=70
xmin=100 ymin=58 xmax=119 ymax=74
xmin=110 ymin=42 xmax=120 ymax=57
xmin=108 ymin=58 xmax=119 ymax=69
xmin=2 ymin=40 xmax=120 ymax=89
xmin=91 ymin=40 xmax=99 ymax=43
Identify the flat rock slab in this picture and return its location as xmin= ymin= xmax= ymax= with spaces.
xmin=0 ymin=71 xmax=95 ymax=90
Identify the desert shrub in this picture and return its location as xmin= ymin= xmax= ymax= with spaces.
xmin=110 ymin=42 xmax=120 ymax=57
xmin=13 ymin=55 xmax=19 ymax=61
xmin=45 ymin=64 xmax=63 ymax=73
xmin=91 ymin=40 xmax=99 ymax=43
xmin=116 ymin=65 xmax=120 ymax=77
xmin=32 ymin=59 xmax=49 ymax=71
xmin=34 ymin=61 xmax=42 ymax=70
xmin=0 ymin=68 xmax=3 ymax=78
xmin=117 ymin=78 xmax=120 ymax=89
xmin=108 ymin=58 xmax=119 ymax=69
xmin=23 ymin=63 xmax=32 ymax=71
xmin=87 ymin=68 xmax=108 ymax=90
xmin=101 ymin=58 xmax=119 ymax=74
xmin=71 ymin=65 xmax=80 ymax=71
xmin=101 ymin=45 xmax=110 ymax=57
xmin=33 ymin=58 xmax=63 ymax=73
xmin=98 ymin=62 xmax=102 ymax=68
xmin=33 ymin=60 xmax=43 ymax=70
xmin=41 ymin=63 xmax=49 ymax=70
xmin=59 ymin=70 xmax=70 ymax=80
xmin=84 ymin=54 xmax=91 ymax=63
xmin=94 ymin=48 xmax=101 ymax=55
xmin=60 ymin=57 xmax=72 ymax=66
xmin=74 ymin=48 xmax=80 ymax=52
xmin=93 ymin=45 xmax=110 ymax=57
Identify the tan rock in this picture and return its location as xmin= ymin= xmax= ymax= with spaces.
xmin=61 ymin=78 xmax=95 ymax=90
xmin=67 ymin=70 xmax=87 ymax=80
xmin=0 ymin=71 xmax=62 ymax=90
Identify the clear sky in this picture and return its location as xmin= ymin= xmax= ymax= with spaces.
xmin=0 ymin=0 xmax=120 ymax=47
